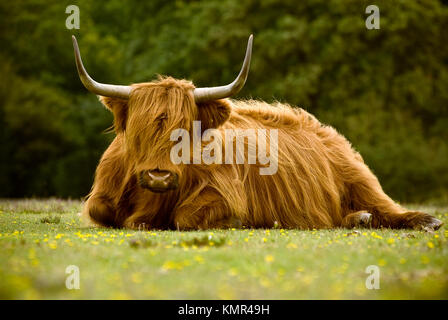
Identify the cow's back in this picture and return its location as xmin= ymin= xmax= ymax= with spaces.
xmin=214 ymin=100 xmax=350 ymax=229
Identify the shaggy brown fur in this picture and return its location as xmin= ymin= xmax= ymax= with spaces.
xmin=82 ymin=77 xmax=442 ymax=231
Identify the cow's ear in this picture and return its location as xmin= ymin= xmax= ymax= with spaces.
xmin=99 ymin=96 xmax=128 ymax=132
xmin=196 ymin=99 xmax=231 ymax=130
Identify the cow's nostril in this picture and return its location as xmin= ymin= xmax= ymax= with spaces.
xmin=148 ymin=171 xmax=171 ymax=181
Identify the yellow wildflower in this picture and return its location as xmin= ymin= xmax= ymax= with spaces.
xmin=286 ymin=243 xmax=298 ymax=249
xmin=421 ymin=255 xmax=430 ymax=264
xmin=131 ymin=273 xmax=142 ymax=284
xmin=48 ymin=241 xmax=57 ymax=249
xmin=194 ymin=255 xmax=204 ymax=264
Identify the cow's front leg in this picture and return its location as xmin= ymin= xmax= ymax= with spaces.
xmin=173 ymin=190 xmax=241 ymax=230
xmin=82 ymin=195 xmax=117 ymax=228
xmin=174 ymin=208 xmax=242 ymax=230
xmin=81 ymin=136 xmax=128 ymax=228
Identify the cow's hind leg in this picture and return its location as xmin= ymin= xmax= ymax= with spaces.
xmin=346 ymin=163 xmax=443 ymax=230
xmin=371 ymin=211 xmax=443 ymax=230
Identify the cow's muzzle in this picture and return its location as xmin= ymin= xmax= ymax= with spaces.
xmin=138 ymin=170 xmax=179 ymax=193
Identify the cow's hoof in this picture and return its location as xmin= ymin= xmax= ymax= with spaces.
xmin=358 ymin=212 xmax=372 ymax=226
xmin=408 ymin=213 xmax=443 ymax=231
xmin=341 ymin=211 xmax=372 ymax=229
xmin=430 ymin=218 xmax=444 ymax=230
xmin=224 ymin=217 xmax=242 ymax=229
xmin=215 ymin=216 xmax=242 ymax=229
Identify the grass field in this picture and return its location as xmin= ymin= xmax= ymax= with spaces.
xmin=0 ymin=199 xmax=447 ymax=299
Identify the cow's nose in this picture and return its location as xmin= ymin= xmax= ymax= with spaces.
xmin=138 ymin=170 xmax=179 ymax=193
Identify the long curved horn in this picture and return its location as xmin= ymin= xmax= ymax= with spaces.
xmin=193 ymin=34 xmax=253 ymax=103
xmin=72 ymin=35 xmax=131 ymax=99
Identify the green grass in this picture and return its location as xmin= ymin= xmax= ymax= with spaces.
xmin=0 ymin=199 xmax=447 ymax=299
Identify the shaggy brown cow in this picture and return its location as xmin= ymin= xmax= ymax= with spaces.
xmin=72 ymin=35 xmax=442 ymax=231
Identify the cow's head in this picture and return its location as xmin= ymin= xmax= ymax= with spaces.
xmin=72 ymin=35 xmax=252 ymax=193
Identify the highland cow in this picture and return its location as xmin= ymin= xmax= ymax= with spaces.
xmin=72 ymin=35 xmax=442 ymax=231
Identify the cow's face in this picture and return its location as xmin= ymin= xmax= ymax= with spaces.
xmin=100 ymin=77 xmax=231 ymax=193
xmin=72 ymin=35 xmax=251 ymax=193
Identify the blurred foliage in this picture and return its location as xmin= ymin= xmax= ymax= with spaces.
xmin=0 ymin=0 xmax=447 ymax=202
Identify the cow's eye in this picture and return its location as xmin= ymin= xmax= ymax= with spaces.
xmin=156 ymin=113 xmax=167 ymax=122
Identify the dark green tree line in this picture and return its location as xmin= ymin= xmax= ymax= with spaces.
xmin=1 ymin=0 xmax=447 ymax=202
